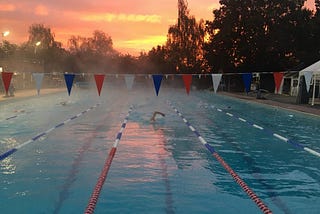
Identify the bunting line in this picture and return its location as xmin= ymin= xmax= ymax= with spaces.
xmin=85 ymin=106 xmax=133 ymax=214
xmin=0 ymin=103 xmax=100 ymax=161
xmin=2 ymin=71 xmax=303 ymax=98
xmin=167 ymin=101 xmax=272 ymax=214
xmin=210 ymin=105 xmax=320 ymax=158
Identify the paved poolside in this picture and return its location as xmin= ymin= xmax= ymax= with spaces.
xmin=221 ymin=92 xmax=320 ymax=117
xmin=0 ymin=88 xmax=65 ymax=102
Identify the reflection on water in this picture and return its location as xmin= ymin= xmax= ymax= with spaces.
xmin=119 ymin=122 xmax=175 ymax=179
xmin=0 ymin=138 xmax=17 ymax=175
xmin=0 ymin=157 xmax=16 ymax=175
xmin=110 ymin=121 xmax=175 ymax=213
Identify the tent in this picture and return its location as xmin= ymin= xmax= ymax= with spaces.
xmin=298 ymin=60 xmax=320 ymax=105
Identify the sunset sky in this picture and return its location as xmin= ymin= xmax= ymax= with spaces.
xmin=0 ymin=0 xmax=316 ymax=55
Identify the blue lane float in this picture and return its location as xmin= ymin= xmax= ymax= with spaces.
xmin=85 ymin=106 xmax=133 ymax=214
xmin=210 ymin=104 xmax=320 ymax=158
xmin=167 ymin=101 xmax=272 ymax=214
xmin=0 ymin=103 xmax=100 ymax=161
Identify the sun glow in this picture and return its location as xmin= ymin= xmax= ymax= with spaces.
xmin=79 ymin=13 xmax=162 ymax=23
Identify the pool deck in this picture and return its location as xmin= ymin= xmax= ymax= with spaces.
xmin=0 ymin=88 xmax=65 ymax=102
xmin=221 ymin=92 xmax=320 ymax=117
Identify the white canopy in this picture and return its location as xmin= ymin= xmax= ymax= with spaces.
xmin=298 ymin=60 xmax=320 ymax=105
xmin=299 ymin=60 xmax=320 ymax=76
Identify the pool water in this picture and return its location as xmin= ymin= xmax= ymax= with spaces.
xmin=1 ymin=85 xmax=320 ymax=214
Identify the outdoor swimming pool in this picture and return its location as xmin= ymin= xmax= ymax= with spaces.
xmin=0 ymin=85 xmax=319 ymax=213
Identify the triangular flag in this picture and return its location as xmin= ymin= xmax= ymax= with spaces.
xmin=94 ymin=74 xmax=105 ymax=96
xmin=273 ymin=72 xmax=284 ymax=93
xmin=152 ymin=75 xmax=163 ymax=96
xmin=182 ymin=74 xmax=192 ymax=95
xmin=1 ymin=72 xmax=13 ymax=94
xmin=32 ymin=73 xmax=44 ymax=95
xmin=124 ymin=74 xmax=135 ymax=90
xmin=304 ymin=71 xmax=313 ymax=92
xmin=242 ymin=73 xmax=252 ymax=93
xmin=212 ymin=74 xmax=222 ymax=93
xmin=64 ymin=74 xmax=75 ymax=96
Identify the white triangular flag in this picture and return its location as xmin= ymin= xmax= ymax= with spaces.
xmin=212 ymin=74 xmax=222 ymax=93
xmin=304 ymin=71 xmax=313 ymax=92
xmin=124 ymin=74 xmax=135 ymax=90
xmin=32 ymin=73 xmax=44 ymax=95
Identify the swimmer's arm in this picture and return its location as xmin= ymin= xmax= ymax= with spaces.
xmin=154 ymin=111 xmax=165 ymax=117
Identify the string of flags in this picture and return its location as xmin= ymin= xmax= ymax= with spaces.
xmin=0 ymin=71 xmax=299 ymax=97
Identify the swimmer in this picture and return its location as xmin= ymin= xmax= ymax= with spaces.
xmin=150 ymin=111 xmax=165 ymax=122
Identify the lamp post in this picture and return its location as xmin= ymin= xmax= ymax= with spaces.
xmin=34 ymin=41 xmax=41 ymax=54
xmin=1 ymin=31 xmax=10 ymax=45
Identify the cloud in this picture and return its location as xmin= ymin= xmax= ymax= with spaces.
xmin=35 ymin=5 xmax=49 ymax=16
xmin=79 ymin=12 xmax=162 ymax=23
xmin=0 ymin=3 xmax=16 ymax=11
xmin=1 ymin=0 xmax=220 ymax=55
xmin=116 ymin=35 xmax=167 ymax=55
xmin=123 ymin=35 xmax=167 ymax=46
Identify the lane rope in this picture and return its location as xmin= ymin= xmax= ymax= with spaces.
xmin=167 ymin=101 xmax=272 ymax=214
xmin=84 ymin=106 xmax=133 ymax=214
xmin=197 ymin=108 xmax=291 ymax=213
xmin=210 ymin=104 xmax=320 ymax=158
xmin=0 ymin=103 xmax=100 ymax=161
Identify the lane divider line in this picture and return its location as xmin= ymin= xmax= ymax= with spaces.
xmin=0 ymin=103 xmax=100 ymax=161
xmin=85 ymin=106 xmax=133 ymax=214
xmin=210 ymin=105 xmax=320 ymax=158
xmin=167 ymin=101 xmax=272 ymax=214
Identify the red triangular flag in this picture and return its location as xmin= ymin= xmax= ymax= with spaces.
xmin=273 ymin=72 xmax=284 ymax=93
xmin=182 ymin=74 xmax=192 ymax=95
xmin=1 ymin=72 xmax=13 ymax=94
xmin=94 ymin=74 xmax=105 ymax=96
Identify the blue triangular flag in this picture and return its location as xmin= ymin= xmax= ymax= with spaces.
xmin=242 ymin=73 xmax=252 ymax=94
xmin=64 ymin=74 xmax=75 ymax=96
xmin=152 ymin=75 xmax=163 ymax=96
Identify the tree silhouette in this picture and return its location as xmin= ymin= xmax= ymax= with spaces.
xmin=166 ymin=0 xmax=208 ymax=73
xmin=205 ymin=0 xmax=315 ymax=73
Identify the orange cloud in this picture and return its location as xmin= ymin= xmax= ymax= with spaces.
xmin=120 ymin=35 xmax=166 ymax=48
xmin=78 ymin=12 xmax=162 ymax=23
xmin=0 ymin=3 xmax=16 ymax=11
xmin=35 ymin=5 xmax=49 ymax=16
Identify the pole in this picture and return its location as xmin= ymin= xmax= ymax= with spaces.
xmin=312 ymin=75 xmax=316 ymax=106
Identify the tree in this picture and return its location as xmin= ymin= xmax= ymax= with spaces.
xmin=25 ymin=24 xmax=66 ymax=72
xmin=205 ymin=0 xmax=314 ymax=72
xmin=68 ymin=30 xmax=117 ymax=73
xmin=146 ymin=45 xmax=175 ymax=74
xmin=28 ymin=23 xmax=55 ymax=50
xmin=166 ymin=0 xmax=208 ymax=73
xmin=68 ymin=30 xmax=114 ymax=56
